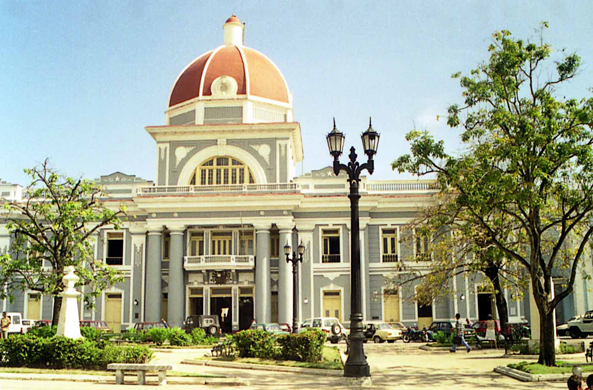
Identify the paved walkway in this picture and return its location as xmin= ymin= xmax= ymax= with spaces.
xmin=0 ymin=343 xmax=579 ymax=389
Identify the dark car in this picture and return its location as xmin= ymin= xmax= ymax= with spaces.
xmin=133 ymin=322 xmax=169 ymax=332
xmin=183 ymin=315 xmax=220 ymax=336
xmin=428 ymin=321 xmax=474 ymax=340
xmin=33 ymin=319 xmax=52 ymax=328
xmin=80 ymin=320 xmax=111 ymax=332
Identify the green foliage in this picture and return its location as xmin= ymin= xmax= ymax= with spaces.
xmin=191 ymin=328 xmax=207 ymax=344
xmin=26 ymin=326 xmax=57 ymax=338
xmin=433 ymin=331 xmax=453 ymax=345
xmin=0 ymin=160 xmax=126 ymax=318
xmin=0 ymin=334 xmax=152 ymax=369
xmin=276 ymin=329 xmax=326 ymax=363
xmin=232 ymin=329 xmax=278 ymax=359
xmin=80 ymin=326 xmax=103 ymax=342
xmin=392 ymin=23 xmax=593 ymax=367
xmin=168 ymin=327 xmax=192 ymax=346
xmin=145 ymin=327 xmax=169 ymax=346
xmin=122 ymin=328 xmax=141 ymax=342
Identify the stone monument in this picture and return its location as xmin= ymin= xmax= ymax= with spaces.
xmin=56 ymin=266 xmax=82 ymax=339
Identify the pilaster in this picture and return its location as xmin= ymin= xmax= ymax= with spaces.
xmin=145 ymin=227 xmax=163 ymax=322
xmin=255 ymin=224 xmax=272 ymax=323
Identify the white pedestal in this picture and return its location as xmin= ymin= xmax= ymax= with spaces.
xmin=56 ymin=266 xmax=82 ymax=339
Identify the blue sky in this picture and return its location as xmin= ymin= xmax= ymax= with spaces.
xmin=2 ymin=1 xmax=592 ymax=185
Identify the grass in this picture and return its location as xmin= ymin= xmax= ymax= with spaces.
xmin=508 ymin=361 xmax=593 ymax=375
xmin=0 ymin=367 xmax=220 ymax=378
xmin=199 ymin=346 xmax=343 ymax=370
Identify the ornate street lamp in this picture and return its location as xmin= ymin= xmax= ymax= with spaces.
xmin=284 ymin=241 xmax=305 ymax=334
xmin=326 ymin=118 xmax=379 ymax=380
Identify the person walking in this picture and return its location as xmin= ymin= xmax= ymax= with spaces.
xmin=450 ymin=313 xmax=471 ymax=353
xmin=1 ymin=312 xmax=11 ymax=339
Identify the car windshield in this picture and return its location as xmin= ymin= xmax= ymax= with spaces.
xmin=324 ymin=319 xmax=338 ymax=327
xmin=267 ymin=324 xmax=281 ymax=331
xmin=378 ymin=323 xmax=392 ymax=330
xmin=22 ymin=320 xmax=30 ymax=325
xmin=391 ymin=323 xmax=405 ymax=329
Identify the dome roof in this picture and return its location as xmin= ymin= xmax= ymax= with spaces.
xmin=168 ymin=17 xmax=290 ymax=108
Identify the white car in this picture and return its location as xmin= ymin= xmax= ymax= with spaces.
xmin=21 ymin=319 xmax=36 ymax=333
xmin=568 ymin=311 xmax=593 ymax=339
xmin=300 ymin=317 xmax=349 ymax=343
xmin=4 ymin=312 xmax=23 ymax=334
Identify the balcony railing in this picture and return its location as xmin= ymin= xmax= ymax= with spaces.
xmin=184 ymin=255 xmax=255 ymax=270
xmin=321 ymin=254 xmax=341 ymax=263
xmin=382 ymin=253 xmax=399 ymax=263
xmin=365 ymin=181 xmax=440 ymax=192
xmin=138 ymin=183 xmax=300 ymax=196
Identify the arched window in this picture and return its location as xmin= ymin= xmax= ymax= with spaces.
xmin=189 ymin=156 xmax=255 ymax=185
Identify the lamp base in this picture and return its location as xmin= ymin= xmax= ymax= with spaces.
xmin=344 ymin=362 xmax=371 ymax=378
xmin=343 ymin=376 xmax=372 ymax=387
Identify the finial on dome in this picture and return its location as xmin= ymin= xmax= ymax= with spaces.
xmin=369 ymin=117 xmax=372 ymax=127
xmin=333 ymin=117 xmax=336 ymax=129
xmin=224 ymin=15 xmax=244 ymax=46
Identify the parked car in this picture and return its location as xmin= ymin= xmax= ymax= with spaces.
xmin=33 ymin=319 xmax=52 ymax=328
xmin=5 ymin=312 xmax=23 ymax=334
xmin=471 ymin=320 xmax=500 ymax=337
xmin=300 ymin=317 xmax=349 ymax=344
xmin=80 ymin=320 xmax=111 ymax=332
xmin=278 ymin=323 xmax=292 ymax=333
xmin=567 ymin=310 xmax=593 ymax=339
xmin=183 ymin=315 xmax=220 ymax=336
xmin=21 ymin=319 xmax=36 ymax=333
xmin=389 ymin=322 xmax=408 ymax=333
xmin=133 ymin=322 xmax=169 ymax=332
xmin=428 ymin=321 xmax=474 ymax=341
xmin=249 ymin=323 xmax=289 ymax=335
xmin=363 ymin=321 xmax=402 ymax=343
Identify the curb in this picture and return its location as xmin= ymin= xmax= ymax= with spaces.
xmin=182 ymin=359 xmax=343 ymax=376
xmin=494 ymin=366 xmax=575 ymax=382
xmin=502 ymin=352 xmax=586 ymax=360
xmin=419 ymin=345 xmax=450 ymax=351
xmin=0 ymin=373 xmax=249 ymax=386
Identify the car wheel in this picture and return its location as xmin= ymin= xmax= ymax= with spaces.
xmin=402 ymin=334 xmax=411 ymax=343
xmin=374 ymin=336 xmax=382 ymax=343
xmin=569 ymin=328 xmax=582 ymax=339
xmin=331 ymin=323 xmax=341 ymax=336
xmin=387 ymin=340 xmax=395 ymax=343
xmin=207 ymin=325 xmax=218 ymax=336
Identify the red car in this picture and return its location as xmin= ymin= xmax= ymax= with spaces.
xmin=471 ymin=320 xmax=500 ymax=337
xmin=80 ymin=320 xmax=111 ymax=332
xmin=278 ymin=323 xmax=292 ymax=333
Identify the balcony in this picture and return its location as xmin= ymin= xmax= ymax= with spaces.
xmin=137 ymin=183 xmax=300 ymax=196
xmin=184 ymin=255 xmax=255 ymax=270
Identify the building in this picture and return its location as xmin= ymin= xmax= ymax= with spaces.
xmin=1 ymin=16 xmax=591 ymax=332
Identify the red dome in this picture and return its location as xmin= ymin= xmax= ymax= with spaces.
xmin=225 ymin=15 xmax=241 ymax=24
xmin=169 ymin=45 xmax=290 ymax=107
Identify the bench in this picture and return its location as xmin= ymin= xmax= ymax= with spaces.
xmin=107 ymin=363 xmax=172 ymax=386
xmin=211 ymin=338 xmax=235 ymax=357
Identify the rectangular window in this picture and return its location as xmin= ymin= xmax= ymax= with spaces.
xmin=270 ymin=232 xmax=279 ymax=258
xmin=190 ymin=233 xmax=205 ymax=256
xmin=163 ymin=235 xmax=170 ymax=260
xmin=381 ymin=229 xmax=398 ymax=262
xmin=204 ymin=106 xmax=243 ymax=124
xmin=212 ymin=231 xmax=232 ymax=255
xmin=239 ymin=231 xmax=254 ymax=256
xmin=322 ymin=229 xmax=341 ymax=263
xmin=415 ymin=231 xmax=431 ymax=261
xmin=106 ymin=232 xmax=124 ymax=266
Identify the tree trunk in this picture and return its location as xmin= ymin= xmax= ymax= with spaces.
xmin=52 ymin=296 xmax=62 ymax=327
xmin=483 ymin=265 xmax=509 ymax=331
xmin=538 ymin=308 xmax=556 ymax=366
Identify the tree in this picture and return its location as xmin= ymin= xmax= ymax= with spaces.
xmin=393 ymin=24 xmax=593 ymax=366
xmin=391 ymin=193 xmax=528 ymax=334
xmin=0 ymin=160 xmax=126 ymax=325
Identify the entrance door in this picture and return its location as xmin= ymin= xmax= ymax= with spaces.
xmin=105 ymin=293 xmax=122 ymax=333
xmin=417 ymin=302 xmax=433 ymax=330
xmin=189 ymin=288 xmax=204 ymax=316
xmin=323 ymin=291 xmax=342 ymax=322
xmin=239 ymin=287 xmax=254 ymax=330
xmin=271 ymin=292 xmax=278 ymax=323
xmin=478 ymin=293 xmax=494 ymax=321
xmin=27 ymin=293 xmax=41 ymax=320
xmin=383 ymin=289 xmax=400 ymax=322
xmin=210 ymin=287 xmax=232 ymax=334
xmin=162 ymin=293 xmax=168 ymax=322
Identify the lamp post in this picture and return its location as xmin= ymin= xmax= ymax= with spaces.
xmin=284 ymin=241 xmax=305 ymax=334
xmin=326 ymin=118 xmax=379 ymax=379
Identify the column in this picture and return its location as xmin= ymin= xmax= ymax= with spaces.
xmin=278 ymin=227 xmax=294 ymax=325
xmin=295 ymin=226 xmax=314 ymax=321
xmin=168 ymin=227 xmax=185 ymax=328
xmin=145 ymin=228 xmax=163 ymax=322
xmin=255 ymin=226 xmax=271 ymax=323
xmin=129 ymin=226 xmax=146 ymax=323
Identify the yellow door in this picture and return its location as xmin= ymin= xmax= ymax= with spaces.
xmin=105 ymin=293 xmax=122 ymax=333
xmin=271 ymin=293 xmax=278 ymax=323
xmin=323 ymin=291 xmax=342 ymax=322
xmin=27 ymin=293 xmax=41 ymax=320
xmin=383 ymin=290 xmax=400 ymax=322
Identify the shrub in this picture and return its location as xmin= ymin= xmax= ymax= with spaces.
xmin=276 ymin=328 xmax=326 ymax=363
xmin=122 ymin=328 xmax=141 ymax=342
xmin=168 ymin=327 xmax=192 ymax=346
xmin=145 ymin=328 xmax=169 ymax=346
xmin=0 ymin=334 xmax=152 ymax=369
xmin=191 ymin=328 xmax=207 ymax=344
xmin=232 ymin=329 xmax=277 ymax=359
xmin=433 ymin=331 xmax=452 ymax=344
xmin=27 ymin=325 xmax=57 ymax=338
xmin=80 ymin=326 xmax=102 ymax=341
